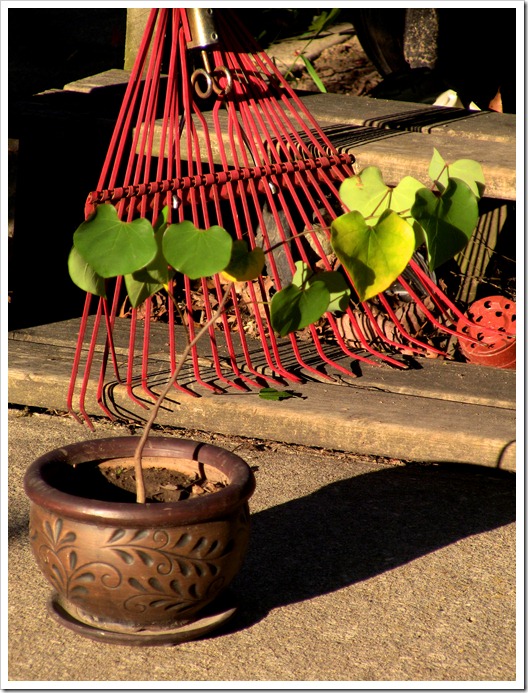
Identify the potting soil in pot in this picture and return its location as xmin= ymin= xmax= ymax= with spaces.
xmin=50 ymin=461 xmax=227 ymax=503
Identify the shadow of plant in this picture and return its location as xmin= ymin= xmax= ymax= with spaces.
xmin=228 ymin=462 xmax=515 ymax=631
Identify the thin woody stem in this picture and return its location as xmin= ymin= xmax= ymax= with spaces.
xmin=265 ymin=227 xmax=329 ymax=255
xmin=133 ymin=282 xmax=234 ymax=503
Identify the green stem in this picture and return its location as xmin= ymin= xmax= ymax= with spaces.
xmin=132 ymin=282 xmax=234 ymax=503
xmin=282 ymin=25 xmax=328 ymax=82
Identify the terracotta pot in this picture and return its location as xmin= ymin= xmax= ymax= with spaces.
xmin=457 ymin=295 xmax=516 ymax=369
xmin=24 ymin=436 xmax=255 ymax=646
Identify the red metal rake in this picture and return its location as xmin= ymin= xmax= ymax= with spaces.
xmin=67 ymin=8 xmax=489 ymax=428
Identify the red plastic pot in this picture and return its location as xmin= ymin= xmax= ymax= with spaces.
xmin=456 ymin=295 xmax=516 ymax=369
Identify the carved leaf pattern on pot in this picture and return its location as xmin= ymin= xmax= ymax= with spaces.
xmin=32 ymin=516 xmax=122 ymax=599
xmin=106 ymin=528 xmax=234 ymax=571
xmin=105 ymin=527 xmax=235 ymax=614
xmin=124 ymin=574 xmax=226 ymax=615
xmin=30 ymin=504 xmax=249 ymax=620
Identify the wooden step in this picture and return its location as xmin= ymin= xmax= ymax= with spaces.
xmin=63 ymin=69 xmax=516 ymax=201
xmin=9 ymin=318 xmax=516 ymax=471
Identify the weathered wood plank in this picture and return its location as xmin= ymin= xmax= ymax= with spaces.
xmin=9 ymin=315 xmax=516 ymax=471
xmin=63 ymin=69 xmax=515 ymax=145
xmin=63 ymin=70 xmax=516 ymax=200
xmin=136 ymin=105 xmax=515 ymax=199
xmin=8 ymin=337 xmax=515 ymax=471
xmin=9 ymin=318 xmax=516 ymax=410
xmin=302 ymin=93 xmax=516 ymax=144
xmin=327 ymin=129 xmax=515 ymax=201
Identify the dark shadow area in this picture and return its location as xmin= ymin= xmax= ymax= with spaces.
xmin=8 ymin=8 xmax=127 ymax=126
xmin=8 ymin=8 xmax=128 ymax=331
xmin=361 ymin=106 xmax=487 ymax=133
xmin=8 ymin=88 xmax=126 ymax=331
xmin=434 ymin=9 xmax=516 ymax=113
xmin=347 ymin=8 xmax=516 ymax=113
xmin=8 ymin=513 xmax=30 ymax=545
xmin=224 ymin=462 xmax=515 ymax=632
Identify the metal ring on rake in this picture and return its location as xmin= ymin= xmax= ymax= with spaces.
xmin=191 ymin=64 xmax=233 ymax=99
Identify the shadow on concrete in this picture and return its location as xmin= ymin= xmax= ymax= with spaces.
xmin=9 ymin=456 xmax=515 ymax=642
xmin=225 ymin=462 xmax=515 ymax=633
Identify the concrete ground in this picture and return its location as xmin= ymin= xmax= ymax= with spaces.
xmin=7 ymin=407 xmax=517 ymax=684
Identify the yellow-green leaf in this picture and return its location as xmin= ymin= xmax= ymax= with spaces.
xmin=339 ymin=167 xmax=390 ymax=219
xmin=331 ymin=209 xmax=415 ymax=301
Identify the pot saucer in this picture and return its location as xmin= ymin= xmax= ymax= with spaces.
xmin=47 ymin=591 xmax=237 ymax=646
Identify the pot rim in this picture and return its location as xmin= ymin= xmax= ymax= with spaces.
xmin=23 ymin=436 xmax=255 ymax=526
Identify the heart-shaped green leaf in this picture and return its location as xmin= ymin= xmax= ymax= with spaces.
xmin=221 ymin=240 xmax=265 ymax=282
xmin=412 ymin=178 xmax=479 ymax=270
xmin=291 ymin=261 xmax=350 ymax=311
xmin=162 ymin=221 xmax=233 ymax=279
xmin=340 ymin=169 xmax=425 ymax=248
xmin=73 ymin=204 xmax=157 ymax=278
xmin=67 ymin=246 xmax=106 ymax=297
xmin=124 ymin=222 xmax=171 ymax=308
xmin=389 ymin=176 xmax=426 ymax=216
xmin=428 ymin=148 xmax=485 ymax=198
xmin=270 ymin=262 xmax=331 ymax=336
xmin=270 ymin=283 xmax=330 ymax=337
xmin=331 ymin=209 xmax=415 ymax=301
xmin=339 ymin=166 xmax=390 ymax=219
xmin=446 ymin=160 xmax=485 ymax=199
xmin=428 ymin=148 xmax=448 ymax=189
xmin=309 ymin=270 xmax=351 ymax=312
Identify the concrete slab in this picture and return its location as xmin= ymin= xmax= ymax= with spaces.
xmin=7 ymin=409 xmax=517 ymax=683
